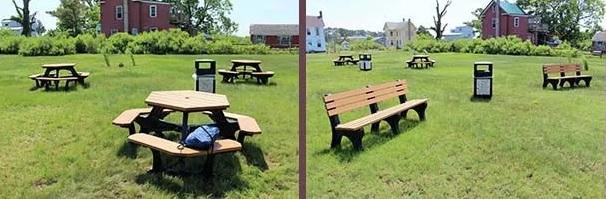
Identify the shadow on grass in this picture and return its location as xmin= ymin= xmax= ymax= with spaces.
xmin=219 ymin=80 xmax=278 ymax=87
xmin=241 ymin=142 xmax=269 ymax=171
xmin=134 ymin=154 xmax=248 ymax=198
xmin=32 ymin=82 xmax=91 ymax=92
xmin=117 ymin=141 xmax=139 ymax=159
xmin=315 ymin=119 xmax=421 ymax=162
xmin=469 ymin=96 xmax=492 ymax=103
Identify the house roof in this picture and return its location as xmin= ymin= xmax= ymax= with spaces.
xmin=249 ymin=24 xmax=298 ymax=36
xmin=593 ymin=31 xmax=606 ymax=42
xmin=306 ymin=16 xmax=325 ymax=27
xmin=481 ymin=0 xmax=527 ymax=16
xmin=384 ymin=21 xmax=416 ymax=30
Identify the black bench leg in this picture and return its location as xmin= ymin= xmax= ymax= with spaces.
xmin=550 ymin=80 xmax=558 ymax=90
xmin=542 ymin=80 xmax=548 ymax=88
xmin=237 ymin=133 xmax=247 ymax=143
xmin=127 ymin=124 xmax=136 ymax=135
xmin=401 ymin=110 xmax=409 ymax=118
xmin=385 ymin=115 xmax=401 ymax=135
xmin=370 ymin=123 xmax=380 ymax=133
xmin=261 ymin=78 xmax=269 ymax=84
xmin=64 ymin=80 xmax=71 ymax=91
xmin=344 ymin=130 xmax=364 ymax=151
xmin=583 ymin=78 xmax=592 ymax=87
xmin=150 ymin=150 xmax=164 ymax=173
xmin=330 ymin=131 xmax=343 ymax=148
xmin=412 ymin=103 xmax=428 ymax=121
xmin=203 ymin=155 xmax=215 ymax=178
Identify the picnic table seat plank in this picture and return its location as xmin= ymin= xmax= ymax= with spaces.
xmin=251 ymin=71 xmax=275 ymax=84
xmin=112 ymin=108 xmax=174 ymax=134
xmin=128 ymin=133 xmax=242 ymax=157
xmin=202 ymin=111 xmax=262 ymax=143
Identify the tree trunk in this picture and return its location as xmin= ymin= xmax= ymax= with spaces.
xmin=21 ymin=0 xmax=31 ymax=36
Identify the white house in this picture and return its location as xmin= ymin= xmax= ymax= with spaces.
xmin=443 ymin=25 xmax=475 ymax=41
xmin=306 ymin=11 xmax=326 ymax=53
xmin=383 ymin=19 xmax=417 ymax=49
xmin=1 ymin=19 xmax=43 ymax=36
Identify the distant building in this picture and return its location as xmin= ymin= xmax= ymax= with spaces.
xmin=100 ymin=0 xmax=175 ymax=36
xmin=480 ymin=0 xmax=548 ymax=44
xmin=443 ymin=25 xmax=475 ymax=41
xmin=592 ymin=31 xmax=606 ymax=52
xmin=250 ymin=24 xmax=299 ymax=48
xmin=1 ymin=19 xmax=43 ymax=36
xmin=383 ymin=19 xmax=417 ymax=49
xmin=306 ymin=11 xmax=326 ymax=53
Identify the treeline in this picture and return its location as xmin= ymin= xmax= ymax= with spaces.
xmin=407 ymin=35 xmax=583 ymax=57
xmin=0 ymin=29 xmax=278 ymax=56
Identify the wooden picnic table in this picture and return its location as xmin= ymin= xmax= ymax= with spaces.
xmin=138 ymin=90 xmax=237 ymax=142
xmin=407 ymin=55 xmax=435 ymax=69
xmin=338 ymin=55 xmax=354 ymax=61
xmin=29 ymin=63 xmax=90 ymax=90
xmin=41 ymin=63 xmax=80 ymax=77
xmin=333 ymin=55 xmax=359 ymax=66
xmin=230 ymin=60 xmax=263 ymax=79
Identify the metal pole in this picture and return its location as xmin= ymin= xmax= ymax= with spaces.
xmin=495 ymin=0 xmax=500 ymax=37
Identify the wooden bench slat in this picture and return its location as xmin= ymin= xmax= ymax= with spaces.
xmin=112 ymin=108 xmax=172 ymax=127
xmin=35 ymin=77 xmax=79 ymax=81
xmin=335 ymin=99 xmax=428 ymax=131
xmin=128 ymin=133 xmax=241 ymax=157
xmin=202 ymin=111 xmax=262 ymax=134
xmin=324 ymin=87 xmax=370 ymax=102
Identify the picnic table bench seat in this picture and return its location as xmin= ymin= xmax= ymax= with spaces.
xmin=203 ymin=111 xmax=262 ymax=143
xmin=35 ymin=76 xmax=79 ymax=90
xmin=218 ymin=69 xmax=238 ymax=83
xmin=251 ymin=71 xmax=275 ymax=84
xmin=128 ymin=133 xmax=241 ymax=175
xmin=542 ymin=64 xmax=592 ymax=90
xmin=333 ymin=60 xmax=346 ymax=66
xmin=323 ymin=80 xmax=428 ymax=150
xmin=112 ymin=108 xmax=173 ymax=134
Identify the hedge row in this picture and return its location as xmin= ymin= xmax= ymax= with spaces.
xmin=0 ymin=29 xmax=273 ymax=56
xmin=407 ymin=35 xmax=582 ymax=57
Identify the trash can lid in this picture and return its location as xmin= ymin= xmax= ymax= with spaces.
xmin=195 ymin=59 xmax=215 ymax=63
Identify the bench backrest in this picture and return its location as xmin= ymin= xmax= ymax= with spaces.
xmin=543 ymin=64 xmax=582 ymax=76
xmin=323 ymin=80 xmax=408 ymax=116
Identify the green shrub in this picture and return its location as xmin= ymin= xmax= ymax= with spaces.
xmin=350 ymin=38 xmax=385 ymax=51
xmin=75 ymin=33 xmax=104 ymax=53
xmin=18 ymin=36 xmax=76 ymax=56
xmin=0 ymin=36 xmax=23 ymax=54
xmin=105 ymin=33 xmax=133 ymax=53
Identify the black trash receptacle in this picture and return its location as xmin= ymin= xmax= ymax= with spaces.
xmin=193 ymin=59 xmax=216 ymax=93
xmin=473 ymin=62 xmax=493 ymax=98
xmin=358 ymin=53 xmax=372 ymax=71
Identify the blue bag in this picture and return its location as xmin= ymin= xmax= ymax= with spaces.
xmin=184 ymin=124 xmax=220 ymax=150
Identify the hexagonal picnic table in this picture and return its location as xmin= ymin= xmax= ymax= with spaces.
xmin=138 ymin=90 xmax=237 ymax=142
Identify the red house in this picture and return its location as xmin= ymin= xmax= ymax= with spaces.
xmin=100 ymin=0 xmax=174 ymax=36
xmin=480 ymin=0 xmax=548 ymax=44
xmin=250 ymin=24 xmax=299 ymax=48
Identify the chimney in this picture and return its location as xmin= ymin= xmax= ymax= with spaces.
xmin=319 ymin=11 xmax=323 ymax=19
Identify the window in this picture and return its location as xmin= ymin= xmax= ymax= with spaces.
xmin=513 ymin=17 xmax=520 ymax=28
xmin=307 ymin=28 xmax=311 ymax=35
xmin=315 ymin=27 xmax=320 ymax=36
xmin=116 ymin=5 xmax=123 ymax=20
xmin=390 ymin=31 xmax=393 ymax=37
xmin=131 ymin=28 xmax=138 ymax=35
xmin=149 ymin=27 xmax=158 ymax=31
xmin=149 ymin=5 xmax=157 ymax=18
xmin=317 ymin=43 xmax=322 ymax=48
xmin=279 ymin=36 xmax=291 ymax=45
xmin=252 ymin=35 xmax=265 ymax=44
xmin=492 ymin=18 xmax=496 ymax=29
xmin=170 ymin=7 xmax=177 ymax=15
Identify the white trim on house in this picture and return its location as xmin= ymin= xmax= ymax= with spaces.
xmin=149 ymin=5 xmax=157 ymax=18
xmin=132 ymin=0 xmax=171 ymax=5
xmin=116 ymin=5 xmax=124 ymax=20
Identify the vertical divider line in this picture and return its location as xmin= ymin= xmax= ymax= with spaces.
xmin=298 ymin=0 xmax=307 ymax=198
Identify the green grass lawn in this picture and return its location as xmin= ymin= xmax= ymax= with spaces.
xmin=0 ymin=54 xmax=298 ymax=198
xmin=306 ymin=51 xmax=605 ymax=197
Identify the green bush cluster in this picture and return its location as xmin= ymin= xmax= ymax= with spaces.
xmin=0 ymin=29 xmax=274 ymax=56
xmin=350 ymin=38 xmax=385 ymax=51
xmin=407 ymin=36 xmax=582 ymax=57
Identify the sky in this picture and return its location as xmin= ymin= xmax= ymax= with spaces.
xmin=307 ymin=0 xmax=606 ymax=32
xmin=0 ymin=0 xmax=298 ymax=36
xmin=0 ymin=0 xmax=603 ymax=36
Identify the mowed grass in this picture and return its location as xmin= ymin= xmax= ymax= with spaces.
xmin=307 ymin=51 xmax=605 ymax=197
xmin=0 ymin=54 xmax=298 ymax=198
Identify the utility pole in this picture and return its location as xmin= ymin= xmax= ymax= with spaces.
xmin=495 ymin=0 xmax=500 ymax=37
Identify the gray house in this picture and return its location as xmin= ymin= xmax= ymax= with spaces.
xmin=592 ymin=31 xmax=606 ymax=52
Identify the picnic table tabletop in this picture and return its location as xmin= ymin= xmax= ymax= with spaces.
xmin=412 ymin=55 xmax=429 ymax=58
xmin=145 ymin=90 xmax=230 ymax=112
xmin=42 ymin=63 xmax=76 ymax=68
xmin=231 ymin=60 xmax=262 ymax=64
xmin=142 ymin=90 xmax=235 ymax=141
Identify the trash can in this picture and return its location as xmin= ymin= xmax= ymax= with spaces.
xmin=359 ymin=53 xmax=372 ymax=71
xmin=473 ymin=62 xmax=493 ymax=98
xmin=192 ymin=59 xmax=216 ymax=93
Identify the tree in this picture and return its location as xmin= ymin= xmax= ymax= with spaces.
xmin=430 ymin=0 xmax=452 ymax=40
xmin=516 ymin=0 xmax=605 ymax=46
xmin=416 ymin=25 xmax=432 ymax=37
xmin=463 ymin=8 xmax=483 ymax=36
xmin=11 ymin=0 xmax=33 ymax=36
xmin=48 ymin=0 xmax=100 ymax=37
xmin=167 ymin=0 xmax=237 ymax=36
